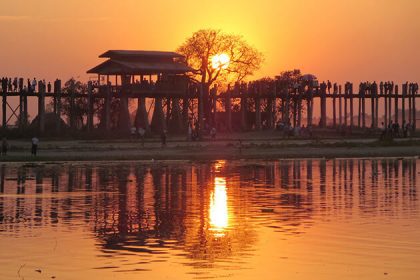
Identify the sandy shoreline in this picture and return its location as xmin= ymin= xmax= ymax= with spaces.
xmin=0 ymin=137 xmax=419 ymax=162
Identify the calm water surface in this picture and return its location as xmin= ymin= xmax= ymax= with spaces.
xmin=0 ymin=159 xmax=419 ymax=280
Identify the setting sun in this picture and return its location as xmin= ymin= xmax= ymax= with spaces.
xmin=211 ymin=53 xmax=230 ymax=70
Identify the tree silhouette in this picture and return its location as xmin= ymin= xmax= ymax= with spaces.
xmin=177 ymin=29 xmax=263 ymax=122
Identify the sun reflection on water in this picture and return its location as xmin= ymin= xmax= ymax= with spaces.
xmin=209 ymin=177 xmax=228 ymax=236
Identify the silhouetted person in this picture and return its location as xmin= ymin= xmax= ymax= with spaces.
xmin=403 ymin=120 xmax=407 ymax=138
xmin=210 ymin=127 xmax=217 ymax=140
xmin=138 ymin=127 xmax=145 ymax=147
xmin=31 ymin=78 xmax=37 ymax=92
xmin=8 ymin=78 xmax=12 ymax=92
xmin=320 ymin=81 xmax=327 ymax=94
xmin=1 ymin=137 xmax=8 ymax=155
xmin=47 ymin=82 xmax=51 ymax=93
xmin=379 ymin=122 xmax=385 ymax=140
xmin=130 ymin=126 xmax=137 ymax=140
xmin=160 ymin=130 xmax=167 ymax=147
xmin=403 ymin=123 xmax=414 ymax=137
xmin=27 ymin=79 xmax=32 ymax=93
xmin=333 ymin=83 xmax=338 ymax=94
xmin=13 ymin=78 xmax=18 ymax=92
xmin=327 ymin=80 xmax=332 ymax=94
xmin=19 ymin=78 xmax=23 ymax=91
xmin=1 ymin=77 xmax=7 ymax=92
xmin=187 ymin=123 xmax=192 ymax=141
xmin=372 ymin=81 xmax=378 ymax=95
xmin=31 ymin=136 xmax=39 ymax=156
xmin=388 ymin=120 xmax=393 ymax=137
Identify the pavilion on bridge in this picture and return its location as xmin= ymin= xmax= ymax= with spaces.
xmin=87 ymin=50 xmax=194 ymax=133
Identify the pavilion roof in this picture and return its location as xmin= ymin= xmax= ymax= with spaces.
xmin=99 ymin=50 xmax=184 ymax=59
xmin=87 ymin=59 xmax=193 ymax=75
xmin=87 ymin=50 xmax=192 ymax=75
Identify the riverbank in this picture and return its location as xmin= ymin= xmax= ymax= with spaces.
xmin=1 ymin=136 xmax=419 ymax=162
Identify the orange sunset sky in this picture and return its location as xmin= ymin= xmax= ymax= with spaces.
xmin=1 ymin=0 xmax=420 ymax=84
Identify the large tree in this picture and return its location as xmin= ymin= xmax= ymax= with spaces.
xmin=177 ymin=29 xmax=263 ymax=123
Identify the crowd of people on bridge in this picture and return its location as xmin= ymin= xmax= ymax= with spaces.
xmin=1 ymin=77 xmax=54 ymax=94
xmin=356 ymin=81 xmax=419 ymax=95
xmin=317 ymin=80 xmax=419 ymax=96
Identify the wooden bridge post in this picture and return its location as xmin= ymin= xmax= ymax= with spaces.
xmin=240 ymin=83 xmax=247 ymax=130
xmin=23 ymin=89 xmax=28 ymax=127
xmin=38 ymin=81 xmax=46 ymax=134
xmin=152 ymin=97 xmax=165 ymax=133
xmin=332 ymin=85 xmax=337 ymax=128
xmin=69 ymin=80 xmax=75 ymax=130
xmin=307 ymin=86 xmax=313 ymax=128
xmin=293 ymin=92 xmax=297 ymax=127
xmin=413 ymin=85 xmax=417 ymax=131
xmin=105 ymin=84 xmax=111 ymax=132
xmin=18 ymin=89 xmax=23 ymax=130
xmin=394 ymin=85 xmax=399 ymax=124
xmin=270 ymin=81 xmax=277 ymax=129
xmin=284 ymin=87 xmax=290 ymax=125
xmin=361 ymin=85 xmax=366 ymax=128
xmin=408 ymin=85 xmax=412 ymax=125
xmin=402 ymin=84 xmax=406 ymax=126
xmin=267 ymin=82 xmax=274 ymax=129
xmin=182 ymin=85 xmax=190 ymax=131
xmin=87 ymin=81 xmax=94 ymax=132
xmin=255 ymin=82 xmax=262 ymax=130
xmin=281 ymin=87 xmax=286 ymax=123
xmin=320 ymin=85 xmax=327 ymax=128
xmin=388 ymin=84 xmax=393 ymax=124
xmin=297 ymin=89 xmax=302 ymax=128
xmin=338 ymin=85 xmax=342 ymax=127
xmin=407 ymin=85 xmax=412 ymax=124
xmin=375 ymin=85 xmax=379 ymax=128
xmin=212 ymin=84 xmax=217 ymax=126
xmin=2 ymin=89 xmax=6 ymax=129
xmin=53 ymin=85 xmax=57 ymax=115
xmin=358 ymin=84 xmax=361 ymax=128
xmin=55 ymin=80 xmax=62 ymax=134
xmin=226 ymin=84 xmax=232 ymax=131
xmin=344 ymin=84 xmax=348 ymax=127
xmin=371 ymin=86 xmax=375 ymax=128
xmin=141 ymin=97 xmax=151 ymax=133
xmin=165 ymin=96 xmax=171 ymax=129
xmin=198 ymin=84 xmax=204 ymax=135
xmin=384 ymin=86 xmax=388 ymax=126
xmin=349 ymin=83 xmax=354 ymax=129
xmin=119 ymin=76 xmax=131 ymax=133
xmin=169 ymin=97 xmax=182 ymax=133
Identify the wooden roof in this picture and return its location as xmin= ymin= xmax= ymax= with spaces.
xmin=87 ymin=59 xmax=192 ymax=75
xmin=87 ymin=50 xmax=192 ymax=75
xmin=99 ymin=50 xmax=184 ymax=59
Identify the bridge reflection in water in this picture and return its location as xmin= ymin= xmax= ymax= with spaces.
xmin=0 ymin=159 xmax=419 ymax=279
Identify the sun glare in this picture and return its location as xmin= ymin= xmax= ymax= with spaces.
xmin=211 ymin=53 xmax=230 ymax=70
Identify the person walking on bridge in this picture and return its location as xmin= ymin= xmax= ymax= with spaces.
xmin=31 ymin=78 xmax=37 ymax=92
xmin=1 ymin=137 xmax=9 ymax=156
xmin=31 ymin=136 xmax=39 ymax=156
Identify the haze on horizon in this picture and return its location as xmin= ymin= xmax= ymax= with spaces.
xmin=1 ymin=0 xmax=419 ymax=84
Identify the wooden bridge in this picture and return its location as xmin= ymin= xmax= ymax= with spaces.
xmin=1 ymin=79 xmax=418 ymax=135
xmin=0 ymin=50 xmax=418 ymax=135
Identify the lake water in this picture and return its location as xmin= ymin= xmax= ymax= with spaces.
xmin=0 ymin=159 xmax=419 ymax=280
